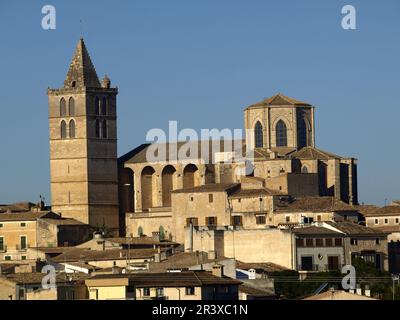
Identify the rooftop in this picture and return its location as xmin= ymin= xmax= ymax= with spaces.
xmin=246 ymin=93 xmax=311 ymax=109
xmin=171 ymin=183 xmax=240 ymax=194
xmin=86 ymin=271 xmax=242 ymax=287
xmin=236 ymin=261 xmax=288 ymax=273
xmin=274 ymin=196 xmax=356 ymax=213
xmin=292 ymin=226 xmax=343 ymax=236
xmin=0 ymin=211 xmax=60 ymax=222
xmin=325 ymin=221 xmax=386 ymax=236
xmin=289 ymin=146 xmax=343 ymax=160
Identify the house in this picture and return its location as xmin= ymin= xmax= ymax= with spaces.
xmin=0 ymin=211 xmax=91 ymax=262
xmin=85 ymin=268 xmax=241 ymax=300
xmin=0 ymin=272 xmax=88 ymax=300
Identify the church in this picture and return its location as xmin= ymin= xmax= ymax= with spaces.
xmin=47 ymin=38 xmax=358 ymax=238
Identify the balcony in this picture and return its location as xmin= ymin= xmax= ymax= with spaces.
xmin=298 ymin=264 xmax=344 ymax=272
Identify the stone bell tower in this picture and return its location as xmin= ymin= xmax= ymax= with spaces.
xmin=47 ymin=38 xmax=119 ymax=234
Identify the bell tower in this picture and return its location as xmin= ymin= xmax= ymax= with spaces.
xmin=47 ymin=38 xmax=119 ymax=234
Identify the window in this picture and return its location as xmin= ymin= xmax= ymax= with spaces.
xmin=20 ymin=236 xmax=27 ymax=250
xmin=20 ymin=222 xmax=26 ymax=227
xmin=301 ymin=166 xmax=309 ymax=173
xmin=60 ymin=120 xmax=67 ymax=139
xmin=285 ymin=216 xmax=290 ymax=223
xmin=0 ymin=237 xmax=4 ymax=251
xmin=60 ymin=98 xmax=66 ymax=116
xmin=208 ymin=194 xmax=213 ymax=203
xmin=375 ymin=219 xmax=379 ymax=225
xmin=143 ymin=288 xmax=150 ymax=296
xmin=232 ymin=215 xmax=243 ymax=227
xmin=21 ymin=256 xmax=26 ymax=261
xmin=334 ymin=238 xmax=342 ymax=246
xmin=95 ymin=119 xmax=101 ymax=138
xmin=276 ymin=120 xmax=287 ymax=147
xmin=190 ymin=196 xmax=194 ymax=202
xmin=69 ymin=120 xmax=76 ymax=139
xmin=185 ymin=287 xmax=195 ymax=295
xmin=71 ymin=81 xmax=76 ymax=88
xmin=186 ymin=217 xmax=198 ymax=227
xmin=396 ymin=218 xmax=399 ymax=224
xmin=102 ymin=120 xmax=107 ymax=138
xmin=317 ymin=215 xmax=322 ymax=222
xmin=101 ymin=97 xmax=107 ymax=115
xmin=350 ymin=238 xmax=358 ymax=245
xmin=306 ymin=238 xmax=314 ymax=247
xmin=68 ymin=97 xmax=75 ymax=116
xmin=205 ymin=216 xmax=217 ymax=226
xmin=4 ymin=256 xmax=11 ymax=261
xmin=95 ymin=97 xmax=100 ymax=115
xmin=296 ymin=238 xmax=304 ymax=247
xmin=325 ymin=238 xmax=333 ymax=247
xmin=297 ymin=117 xmax=308 ymax=148
xmin=384 ymin=219 xmax=388 ymax=224
xmin=156 ymin=288 xmax=164 ymax=297
xmin=316 ymin=238 xmax=324 ymax=247
xmin=375 ymin=238 xmax=380 ymax=245
xmin=254 ymin=121 xmax=263 ymax=148
xmin=0 ymin=223 xmax=3 ymax=228
xmin=256 ymin=215 xmax=266 ymax=225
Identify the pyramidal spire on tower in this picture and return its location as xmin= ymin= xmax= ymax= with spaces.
xmin=64 ymin=38 xmax=101 ymax=89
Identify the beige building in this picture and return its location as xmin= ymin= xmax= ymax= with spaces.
xmin=85 ymin=269 xmax=241 ymax=300
xmin=47 ymin=38 xmax=119 ymax=233
xmin=0 ymin=211 xmax=90 ymax=262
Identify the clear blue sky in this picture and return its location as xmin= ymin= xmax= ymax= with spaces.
xmin=0 ymin=0 xmax=399 ymax=206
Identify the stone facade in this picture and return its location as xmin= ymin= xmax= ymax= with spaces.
xmin=47 ymin=39 xmax=119 ymax=233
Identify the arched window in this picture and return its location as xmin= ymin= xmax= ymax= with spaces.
xmin=301 ymin=165 xmax=309 ymax=173
xmin=69 ymin=120 xmax=76 ymax=138
xmin=95 ymin=119 xmax=101 ymax=138
xmin=60 ymin=98 xmax=66 ymax=116
xmin=297 ymin=118 xmax=308 ymax=148
xmin=68 ymin=97 xmax=75 ymax=116
xmin=254 ymin=121 xmax=263 ymax=148
xmin=101 ymin=97 xmax=107 ymax=115
xmin=60 ymin=120 xmax=67 ymax=139
xmin=95 ymin=97 xmax=100 ymax=115
xmin=102 ymin=120 xmax=107 ymax=138
xmin=276 ymin=120 xmax=287 ymax=147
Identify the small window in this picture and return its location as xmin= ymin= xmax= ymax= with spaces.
xmin=325 ymin=238 xmax=333 ymax=247
xmin=186 ymin=217 xmax=198 ymax=227
xmin=206 ymin=216 xmax=217 ymax=226
xmin=20 ymin=236 xmax=27 ymax=250
xmin=20 ymin=222 xmax=26 ymax=227
xmin=375 ymin=219 xmax=379 ymax=225
xmin=60 ymin=120 xmax=67 ymax=139
xmin=68 ymin=97 xmax=75 ymax=116
xmin=350 ymin=238 xmax=358 ymax=245
xmin=396 ymin=218 xmax=399 ymax=224
xmin=69 ymin=120 xmax=76 ymax=139
xmin=285 ymin=216 xmax=290 ymax=223
xmin=60 ymin=98 xmax=66 ymax=116
xmin=232 ymin=216 xmax=243 ymax=227
xmin=0 ymin=237 xmax=4 ymax=251
xmin=256 ymin=215 xmax=266 ymax=225
xmin=4 ymin=256 xmax=11 ymax=261
xmin=317 ymin=215 xmax=322 ymax=222
xmin=71 ymin=81 xmax=76 ymax=88
xmin=208 ymin=194 xmax=213 ymax=203
xmin=334 ymin=238 xmax=342 ymax=246
xmin=156 ymin=288 xmax=164 ymax=297
xmin=95 ymin=97 xmax=100 ymax=115
xmin=316 ymin=238 xmax=324 ymax=247
xmin=375 ymin=238 xmax=380 ymax=245
xmin=190 ymin=196 xmax=194 ymax=202
xmin=95 ymin=119 xmax=101 ymax=138
xmin=185 ymin=287 xmax=195 ymax=295
xmin=102 ymin=120 xmax=107 ymax=139
xmin=101 ymin=97 xmax=107 ymax=115
xmin=21 ymin=256 xmax=27 ymax=261
xmin=306 ymin=238 xmax=314 ymax=247
xmin=296 ymin=238 xmax=304 ymax=247
xmin=238 ymin=198 xmax=241 ymax=203
xmin=143 ymin=288 xmax=150 ymax=296
xmin=384 ymin=219 xmax=389 ymax=224
xmin=0 ymin=223 xmax=3 ymax=228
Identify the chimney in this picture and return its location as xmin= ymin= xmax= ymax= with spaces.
xmin=356 ymin=285 xmax=362 ymax=295
xmin=154 ymin=247 xmax=162 ymax=263
xmin=212 ymin=264 xmax=224 ymax=278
